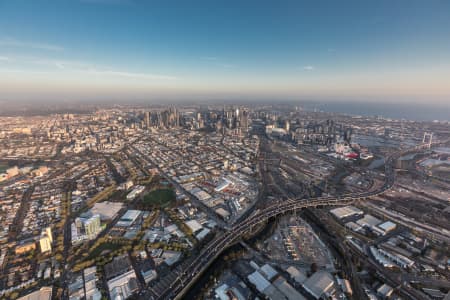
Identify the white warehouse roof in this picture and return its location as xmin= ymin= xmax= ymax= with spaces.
xmin=330 ymin=206 xmax=363 ymax=219
xmin=378 ymin=221 xmax=397 ymax=232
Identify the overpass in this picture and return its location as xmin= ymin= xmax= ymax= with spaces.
xmin=145 ymin=138 xmax=449 ymax=300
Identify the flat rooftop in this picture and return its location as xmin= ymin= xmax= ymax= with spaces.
xmin=302 ymin=271 xmax=335 ymax=299
xmin=91 ymin=201 xmax=124 ymax=221
xmin=330 ymin=206 xmax=363 ymax=219
xmin=18 ymin=287 xmax=52 ymax=300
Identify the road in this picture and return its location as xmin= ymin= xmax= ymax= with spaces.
xmin=8 ymin=185 xmax=35 ymax=242
xmin=142 ymin=139 xmax=449 ymax=300
xmin=129 ymin=143 xmax=229 ymax=229
xmin=364 ymin=202 xmax=450 ymax=243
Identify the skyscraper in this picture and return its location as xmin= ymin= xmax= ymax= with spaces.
xmin=144 ymin=111 xmax=150 ymax=128
xmin=241 ymin=110 xmax=249 ymax=133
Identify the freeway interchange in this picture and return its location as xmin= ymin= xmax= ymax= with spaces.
xmin=143 ymin=140 xmax=445 ymax=300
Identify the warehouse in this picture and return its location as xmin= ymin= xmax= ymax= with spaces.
xmin=302 ymin=271 xmax=335 ymax=299
xmin=330 ymin=206 xmax=363 ymax=220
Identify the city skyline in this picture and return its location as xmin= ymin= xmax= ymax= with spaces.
xmin=1 ymin=2 xmax=450 ymax=299
xmin=1 ymin=0 xmax=450 ymax=104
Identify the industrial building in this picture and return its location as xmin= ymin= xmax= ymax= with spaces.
xmin=302 ymin=271 xmax=335 ymax=299
xmin=116 ymin=210 xmax=142 ymax=227
xmin=330 ymin=206 xmax=363 ymax=220
xmin=90 ymin=201 xmax=124 ymax=221
xmin=285 ymin=266 xmax=307 ymax=284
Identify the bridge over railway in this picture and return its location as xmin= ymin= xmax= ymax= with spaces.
xmin=143 ymin=139 xmax=449 ymax=300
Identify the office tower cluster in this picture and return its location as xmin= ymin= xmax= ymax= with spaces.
xmin=142 ymin=107 xmax=180 ymax=129
xmin=215 ymin=106 xmax=250 ymax=136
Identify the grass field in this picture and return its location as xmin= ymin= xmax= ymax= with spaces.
xmin=142 ymin=188 xmax=176 ymax=208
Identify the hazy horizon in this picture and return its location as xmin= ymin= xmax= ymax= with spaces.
xmin=1 ymin=98 xmax=448 ymax=122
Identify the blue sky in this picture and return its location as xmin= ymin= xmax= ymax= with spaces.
xmin=0 ymin=0 xmax=450 ymax=103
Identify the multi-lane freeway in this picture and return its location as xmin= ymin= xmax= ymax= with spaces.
xmin=142 ymin=139 xmax=447 ymax=300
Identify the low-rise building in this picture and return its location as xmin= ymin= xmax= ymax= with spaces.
xmin=39 ymin=227 xmax=53 ymax=253
xmin=376 ymin=221 xmax=397 ymax=235
xmin=18 ymin=286 xmax=52 ymax=300
xmin=330 ymin=206 xmax=363 ymax=220
xmin=377 ymin=283 xmax=394 ymax=299
xmin=302 ymin=271 xmax=335 ymax=299
xmin=107 ymin=270 xmax=139 ymax=300
xmin=285 ymin=266 xmax=307 ymax=284
xmin=15 ymin=241 xmax=36 ymax=255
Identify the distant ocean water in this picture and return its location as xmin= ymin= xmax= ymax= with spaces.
xmin=301 ymin=101 xmax=450 ymax=122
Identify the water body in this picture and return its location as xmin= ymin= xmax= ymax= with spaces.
xmin=302 ymin=101 xmax=450 ymax=122
xmin=352 ymin=134 xmax=417 ymax=148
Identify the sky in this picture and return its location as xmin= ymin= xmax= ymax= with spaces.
xmin=0 ymin=0 xmax=450 ymax=105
